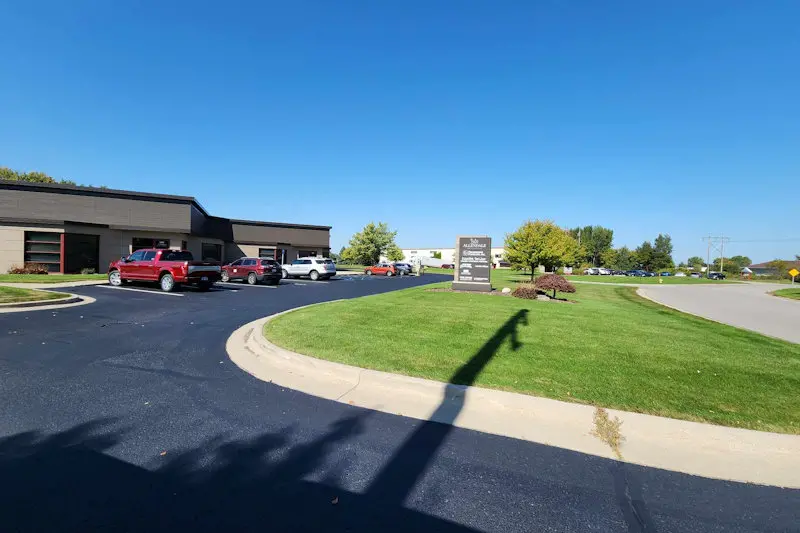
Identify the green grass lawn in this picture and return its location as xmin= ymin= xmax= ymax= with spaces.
xmin=423 ymin=268 xmax=732 ymax=287
xmin=773 ymin=288 xmax=800 ymax=300
xmin=0 ymin=274 xmax=106 ymax=283
xmin=0 ymin=286 xmax=68 ymax=304
xmin=266 ymin=282 xmax=800 ymax=434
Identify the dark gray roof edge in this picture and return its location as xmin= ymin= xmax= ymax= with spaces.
xmin=0 ymin=180 xmax=331 ymax=230
xmin=229 ymin=218 xmax=332 ymax=231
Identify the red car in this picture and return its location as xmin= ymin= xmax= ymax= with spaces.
xmin=108 ymin=249 xmax=221 ymax=292
xmin=221 ymin=257 xmax=281 ymax=285
xmin=364 ymin=263 xmax=398 ymax=276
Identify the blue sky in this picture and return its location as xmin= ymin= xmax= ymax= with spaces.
xmin=1 ymin=1 xmax=797 ymax=263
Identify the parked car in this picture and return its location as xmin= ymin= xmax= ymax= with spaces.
xmin=282 ymin=257 xmax=336 ymax=281
xmin=690 ymin=272 xmax=702 ymax=278
xmin=221 ymin=257 xmax=281 ymax=285
xmin=584 ymin=267 xmax=600 ymax=275
xmin=625 ymin=270 xmax=646 ymax=277
xmin=440 ymin=264 xmax=455 ymax=269
xmin=610 ymin=270 xmax=625 ymax=276
xmin=597 ymin=267 xmax=611 ymax=275
xmin=365 ymin=263 xmax=399 ymax=276
xmin=660 ymin=271 xmax=672 ymax=276
xmin=646 ymin=271 xmax=657 ymax=277
xmin=708 ymin=271 xmax=726 ymax=280
xmin=393 ymin=262 xmax=413 ymax=275
xmin=108 ymin=248 xmax=221 ymax=292
xmin=674 ymin=272 xmax=687 ymax=277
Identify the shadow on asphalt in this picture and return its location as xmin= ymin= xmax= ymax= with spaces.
xmin=2 ymin=308 xmax=797 ymax=532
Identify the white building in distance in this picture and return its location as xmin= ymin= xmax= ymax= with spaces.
xmin=398 ymin=247 xmax=507 ymax=267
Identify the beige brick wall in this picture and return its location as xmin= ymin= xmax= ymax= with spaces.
xmin=0 ymin=225 xmax=64 ymax=274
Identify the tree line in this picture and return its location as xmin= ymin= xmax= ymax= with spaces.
xmin=504 ymin=220 xmax=676 ymax=278
xmin=1 ymin=166 xmax=104 ymax=188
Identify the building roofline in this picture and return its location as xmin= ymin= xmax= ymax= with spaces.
xmin=0 ymin=179 xmax=211 ymax=216
xmin=229 ymin=218 xmax=332 ymax=231
xmin=0 ymin=180 xmax=329 ymax=231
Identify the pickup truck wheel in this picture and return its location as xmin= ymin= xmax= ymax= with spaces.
xmin=108 ymin=270 xmax=122 ymax=286
xmin=309 ymin=270 xmax=320 ymax=281
xmin=221 ymin=271 xmax=230 ymax=282
xmin=247 ymin=272 xmax=258 ymax=285
xmin=160 ymin=273 xmax=175 ymax=292
xmin=281 ymin=269 xmax=289 ymax=279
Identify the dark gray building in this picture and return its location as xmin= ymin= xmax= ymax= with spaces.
xmin=0 ymin=180 xmax=331 ymax=274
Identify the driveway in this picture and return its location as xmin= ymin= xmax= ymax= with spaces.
xmin=1 ymin=276 xmax=797 ymax=532
xmin=639 ymin=283 xmax=800 ymax=344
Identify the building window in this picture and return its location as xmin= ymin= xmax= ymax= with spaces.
xmin=25 ymin=232 xmax=61 ymax=273
xmin=132 ymin=237 xmax=170 ymax=251
xmin=258 ymin=248 xmax=276 ymax=259
xmin=298 ymin=250 xmax=317 ymax=257
xmin=201 ymin=243 xmax=222 ymax=261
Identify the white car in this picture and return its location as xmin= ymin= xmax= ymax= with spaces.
xmin=674 ymin=272 xmax=687 ymax=277
xmin=281 ymin=257 xmax=337 ymax=281
xmin=597 ymin=267 xmax=611 ymax=275
xmin=584 ymin=267 xmax=599 ymax=275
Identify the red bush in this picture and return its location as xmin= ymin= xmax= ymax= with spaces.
xmin=511 ymin=283 xmax=538 ymax=300
xmin=7 ymin=263 xmax=50 ymax=275
xmin=534 ymin=273 xmax=576 ymax=299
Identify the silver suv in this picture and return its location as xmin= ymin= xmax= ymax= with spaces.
xmin=281 ymin=257 xmax=337 ymax=281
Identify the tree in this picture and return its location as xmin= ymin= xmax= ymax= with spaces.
xmin=569 ymin=225 xmax=614 ymax=266
xmin=432 ymin=251 xmax=442 ymax=259
xmin=687 ymin=256 xmax=705 ymax=270
xmin=534 ymin=273 xmax=576 ymax=299
xmin=713 ymin=255 xmax=751 ymax=274
xmin=505 ymin=220 xmax=578 ymax=281
xmin=603 ymin=246 xmax=636 ymax=270
xmin=634 ymin=241 xmax=654 ymax=271
xmin=342 ymin=222 xmax=401 ymax=266
xmin=386 ymin=244 xmax=404 ymax=262
xmin=1 ymin=166 xmax=95 ymax=187
xmin=651 ymin=234 xmax=674 ymax=270
xmin=768 ymin=259 xmax=788 ymax=278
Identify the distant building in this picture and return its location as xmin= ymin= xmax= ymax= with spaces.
xmin=395 ymin=247 xmax=507 ymax=267
xmin=746 ymin=260 xmax=800 ymax=276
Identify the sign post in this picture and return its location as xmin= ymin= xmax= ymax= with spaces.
xmin=789 ymin=268 xmax=799 ymax=285
xmin=453 ymin=236 xmax=492 ymax=292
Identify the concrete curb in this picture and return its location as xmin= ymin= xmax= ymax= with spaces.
xmin=0 ymin=280 xmax=107 ymax=289
xmin=0 ymin=291 xmax=96 ymax=313
xmin=226 ymin=305 xmax=800 ymax=488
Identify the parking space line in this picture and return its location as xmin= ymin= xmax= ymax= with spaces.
xmin=97 ymin=285 xmax=184 ymax=297
xmin=218 ymin=282 xmax=278 ymax=289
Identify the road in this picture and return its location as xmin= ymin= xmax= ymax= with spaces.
xmin=640 ymin=282 xmax=800 ymax=344
xmin=1 ymin=276 xmax=797 ymax=532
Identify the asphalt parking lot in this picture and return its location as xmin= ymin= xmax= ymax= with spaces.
xmin=1 ymin=274 xmax=797 ymax=532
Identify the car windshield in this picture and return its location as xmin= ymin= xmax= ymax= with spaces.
xmin=160 ymin=251 xmax=194 ymax=261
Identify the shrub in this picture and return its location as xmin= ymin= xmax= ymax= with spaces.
xmin=511 ymin=283 xmax=539 ymax=300
xmin=534 ymin=273 xmax=576 ymax=299
xmin=80 ymin=268 xmax=97 ymax=275
xmin=7 ymin=263 xmax=50 ymax=275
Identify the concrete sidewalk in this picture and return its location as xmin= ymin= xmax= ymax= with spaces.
xmin=639 ymin=282 xmax=800 ymax=343
xmin=0 ymin=279 xmax=107 ymax=290
xmin=227 ymin=307 xmax=800 ymax=488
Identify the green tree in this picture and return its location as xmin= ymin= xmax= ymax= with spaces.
xmin=768 ymin=259 xmax=788 ymax=278
xmin=713 ymin=255 xmax=751 ymax=274
xmin=603 ymin=246 xmax=636 ymax=270
xmin=651 ymin=234 xmax=674 ymax=270
xmin=386 ymin=244 xmax=404 ymax=262
xmin=687 ymin=256 xmax=705 ymax=270
xmin=1 ymin=166 xmax=95 ymax=187
xmin=432 ymin=251 xmax=442 ymax=259
xmin=569 ymin=225 xmax=614 ymax=266
xmin=505 ymin=220 xmax=578 ymax=281
xmin=635 ymin=241 xmax=654 ymax=271
xmin=343 ymin=222 xmax=401 ymax=266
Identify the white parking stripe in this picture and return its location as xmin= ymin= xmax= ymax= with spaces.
xmin=217 ymin=282 xmax=278 ymax=289
xmin=98 ymin=285 xmax=184 ymax=297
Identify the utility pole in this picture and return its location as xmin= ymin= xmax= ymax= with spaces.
xmin=701 ymin=235 xmax=730 ymax=275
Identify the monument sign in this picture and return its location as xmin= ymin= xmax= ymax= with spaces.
xmin=453 ymin=236 xmax=492 ymax=292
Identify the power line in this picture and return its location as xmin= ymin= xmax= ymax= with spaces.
xmin=727 ymin=238 xmax=800 ymax=243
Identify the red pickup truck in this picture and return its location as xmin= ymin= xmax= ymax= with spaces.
xmin=108 ymin=249 xmax=221 ymax=292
